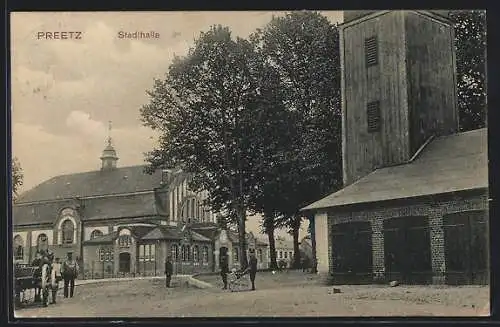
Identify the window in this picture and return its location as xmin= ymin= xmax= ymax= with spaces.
xmin=367 ymin=101 xmax=381 ymax=133
xmin=139 ymin=244 xmax=156 ymax=262
xmin=14 ymin=235 xmax=24 ymax=261
xmin=284 ymin=251 xmax=288 ymax=259
xmin=61 ymin=219 xmax=74 ymax=244
xmin=289 ymin=252 xmax=293 ymax=259
xmin=279 ymin=251 xmax=283 ymax=259
xmin=365 ymin=36 xmax=378 ymax=67
xmin=145 ymin=244 xmax=150 ymax=261
xmin=118 ymin=235 xmax=131 ymax=247
xmin=90 ymin=230 xmax=103 ymax=240
xmin=181 ymin=245 xmax=190 ymax=262
xmin=233 ymin=247 xmax=239 ymax=262
xmin=139 ymin=244 xmax=145 ymax=261
xmin=193 ymin=245 xmax=199 ymax=262
xmin=202 ymin=246 xmax=209 ymax=263
xmin=37 ymin=233 xmax=48 ymax=252
xmin=171 ymin=244 xmax=179 ymax=261
xmin=99 ymin=248 xmax=113 ymax=262
xmin=258 ymin=249 xmax=263 ymax=262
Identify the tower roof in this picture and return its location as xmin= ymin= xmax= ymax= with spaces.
xmin=342 ymin=10 xmax=452 ymax=24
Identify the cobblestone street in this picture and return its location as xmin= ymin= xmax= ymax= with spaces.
xmin=14 ymin=272 xmax=489 ymax=318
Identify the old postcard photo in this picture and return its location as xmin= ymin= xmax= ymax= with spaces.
xmin=10 ymin=10 xmax=488 ymax=318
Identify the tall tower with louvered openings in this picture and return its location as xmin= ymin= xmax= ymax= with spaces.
xmin=340 ymin=10 xmax=459 ymax=186
xmin=100 ymin=120 xmax=119 ymax=170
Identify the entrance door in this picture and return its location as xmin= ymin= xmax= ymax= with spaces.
xmin=444 ymin=210 xmax=488 ymax=285
xmin=383 ymin=216 xmax=432 ymax=284
xmin=331 ymin=221 xmax=373 ymax=284
xmin=119 ymin=252 xmax=131 ymax=273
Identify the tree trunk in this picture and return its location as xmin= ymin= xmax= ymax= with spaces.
xmin=309 ymin=215 xmax=318 ymax=273
xmin=266 ymin=224 xmax=278 ymax=270
xmin=292 ymin=216 xmax=302 ymax=269
xmin=237 ymin=203 xmax=248 ymax=269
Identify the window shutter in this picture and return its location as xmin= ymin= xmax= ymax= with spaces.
xmin=367 ymin=101 xmax=381 ymax=132
xmin=365 ymin=36 xmax=378 ymax=67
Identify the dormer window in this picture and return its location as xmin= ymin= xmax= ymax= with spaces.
xmin=365 ymin=36 xmax=378 ymax=67
xmin=367 ymin=101 xmax=381 ymax=133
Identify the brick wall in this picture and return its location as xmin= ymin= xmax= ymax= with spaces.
xmin=326 ymin=191 xmax=488 ymax=284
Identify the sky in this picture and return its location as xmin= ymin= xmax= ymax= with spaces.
xmin=10 ymin=11 xmax=343 ymax=239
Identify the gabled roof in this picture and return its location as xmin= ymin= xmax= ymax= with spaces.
xmin=82 ymin=225 xmax=157 ymax=245
xmin=302 ymin=128 xmax=488 ymax=211
xmin=83 ymin=231 xmax=118 ymax=245
xmin=141 ymin=225 xmax=211 ymax=242
xmin=15 ymin=165 xmax=166 ymax=203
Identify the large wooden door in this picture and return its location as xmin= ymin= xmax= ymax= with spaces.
xmin=331 ymin=221 xmax=373 ymax=284
xmin=384 ymin=216 xmax=432 ymax=284
xmin=444 ymin=210 xmax=488 ymax=285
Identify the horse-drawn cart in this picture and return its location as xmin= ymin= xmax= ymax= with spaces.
xmin=14 ymin=264 xmax=41 ymax=308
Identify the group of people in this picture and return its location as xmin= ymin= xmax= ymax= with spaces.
xmin=220 ymin=248 xmax=258 ymax=291
xmin=163 ymin=248 xmax=259 ymax=291
xmin=31 ymin=250 xmax=79 ymax=307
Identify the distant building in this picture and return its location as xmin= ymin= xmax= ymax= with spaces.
xmin=273 ymin=237 xmax=294 ymax=268
xmin=12 ymin=134 xmax=268 ymax=278
xmin=302 ymin=11 xmax=488 ymax=285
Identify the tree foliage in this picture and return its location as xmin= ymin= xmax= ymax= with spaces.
xmin=12 ymin=157 xmax=23 ymax=199
xmin=449 ymin=10 xmax=487 ymax=131
xmin=141 ymin=25 xmax=283 ymax=268
xmin=251 ymin=11 xmax=343 ymax=267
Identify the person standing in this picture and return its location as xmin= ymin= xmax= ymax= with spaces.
xmin=62 ymin=252 xmax=79 ymax=298
xmin=165 ymin=256 xmax=173 ymax=288
xmin=32 ymin=251 xmax=43 ymax=303
xmin=219 ymin=251 xmax=229 ymax=290
xmin=50 ymin=257 xmax=62 ymax=304
xmin=247 ymin=249 xmax=258 ymax=291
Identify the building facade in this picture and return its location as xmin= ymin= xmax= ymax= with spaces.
xmin=12 ymin=136 xmax=269 ymax=278
xmin=303 ymin=11 xmax=488 ymax=285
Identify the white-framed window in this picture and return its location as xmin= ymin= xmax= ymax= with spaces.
xmin=171 ymin=244 xmax=179 ymax=261
xmin=289 ymin=251 xmax=293 ymax=259
xmin=181 ymin=245 xmax=190 ymax=262
xmin=139 ymin=245 xmax=145 ymax=261
xmin=284 ymin=251 xmax=288 ymax=259
xmin=90 ymin=230 xmax=103 ymax=239
xmin=193 ymin=245 xmax=199 ymax=262
xmin=14 ymin=235 xmax=24 ymax=261
xmin=258 ymin=249 xmax=263 ymax=262
xmin=99 ymin=248 xmax=113 ymax=262
xmin=118 ymin=235 xmax=131 ymax=247
xmin=150 ymin=244 xmax=155 ymax=262
xmin=61 ymin=219 xmax=75 ymax=244
xmin=202 ymin=246 xmax=209 ymax=263
xmin=279 ymin=251 xmax=283 ymax=259
xmin=145 ymin=244 xmax=150 ymax=261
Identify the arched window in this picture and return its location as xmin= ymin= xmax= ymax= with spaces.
xmin=37 ymin=233 xmax=48 ymax=252
xmin=233 ymin=247 xmax=239 ymax=262
xmin=118 ymin=235 xmax=131 ymax=247
xmin=171 ymin=244 xmax=179 ymax=261
xmin=14 ymin=235 xmax=24 ymax=261
xmin=61 ymin=219 xmax=75 ymax=244
xmin=90 ymin=230 xmax=103 ymax=239
xmin=193 ymin=245 xmax=199 ymax=262
xmin=202 ymin=246 xmax=209 ymax=263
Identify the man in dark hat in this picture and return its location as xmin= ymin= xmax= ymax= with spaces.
xmin=32 ymin=251 xmax=43 ymax=302
xmin=247 ymin=248 xmax=258 ymax=291
xmin=62 ymin=252 xmax=79 ymax=298
xmin=165 ymin=256 xmax=173 ymax=288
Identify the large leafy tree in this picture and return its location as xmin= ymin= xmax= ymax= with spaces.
xmin=252 ymin=12 xmax=343 ymax=268
xmin=449 ymin=10 xmax=487 ymax=131
xmin=141 ymin=25 xmax=278 ymax=268
xmin=12 ymin=157 xmax=23 ymax=200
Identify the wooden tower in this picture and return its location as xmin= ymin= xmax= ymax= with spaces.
xmin=340 ymin=11 xmax=458 ymax=186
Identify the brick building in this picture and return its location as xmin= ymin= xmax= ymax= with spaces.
xmin=302 ymin=10 xmax=488 ymax=285
xmin=12 ymin=134 xmax=268 ymax=278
